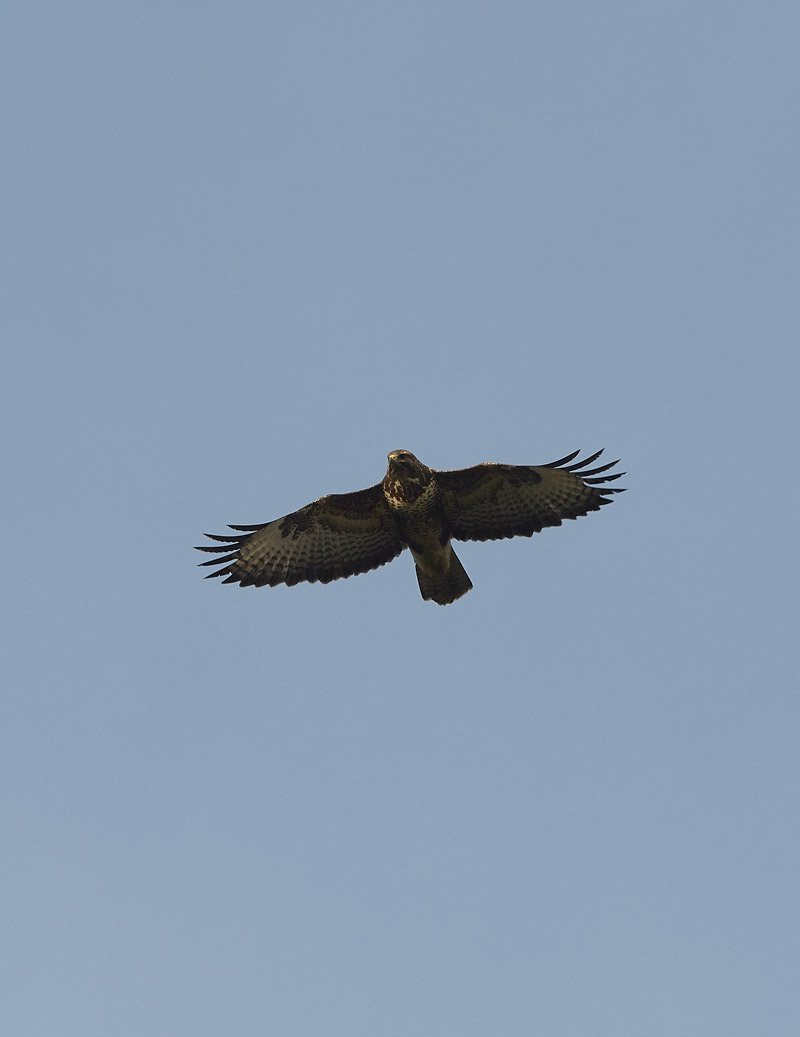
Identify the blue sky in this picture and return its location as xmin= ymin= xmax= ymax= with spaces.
xmin=3 ymin=2 xmax=798 ymax=1034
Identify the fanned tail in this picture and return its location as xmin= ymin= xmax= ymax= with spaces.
xmin=415 ymin=547 xmax=473 ymax=605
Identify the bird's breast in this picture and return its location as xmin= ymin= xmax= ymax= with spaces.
xmin=383 ymin=476 xmax=437 ymax=510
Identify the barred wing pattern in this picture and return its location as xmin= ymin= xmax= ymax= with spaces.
xmin=437 ymin=450 xmax=625 ymax=542
xmin=196 ymin=484 xmax=404 ymax=587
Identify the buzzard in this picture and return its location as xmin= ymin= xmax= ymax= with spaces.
xmin=196 ymin=449 xmax=624 ymax=605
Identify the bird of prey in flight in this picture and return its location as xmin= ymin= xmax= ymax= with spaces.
xmin=196 ymin=449 xmax=624 ymax=605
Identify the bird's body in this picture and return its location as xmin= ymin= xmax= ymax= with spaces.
xmin=381 ymin=450 xmax=473 ymax=603
xmin=197 ymin=448 xmax=624 ymax=604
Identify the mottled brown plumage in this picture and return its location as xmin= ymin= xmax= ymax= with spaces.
xmin=196 ymin=448 xmax=624 ymax=605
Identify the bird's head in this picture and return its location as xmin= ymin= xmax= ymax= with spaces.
xmin=384 ymin=451 xmax=433 ymax=503
xmin=387 ymin=449 xmax=420 ymax=472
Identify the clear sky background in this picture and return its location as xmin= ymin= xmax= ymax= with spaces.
xmin=3 ymin=3 xmax=798 ymax=1035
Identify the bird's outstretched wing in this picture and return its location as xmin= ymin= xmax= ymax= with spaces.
xmin=196 ymin=484 xmax=404 ymax=587
xmin=436 ymin=450 xmax=625 ymax=542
